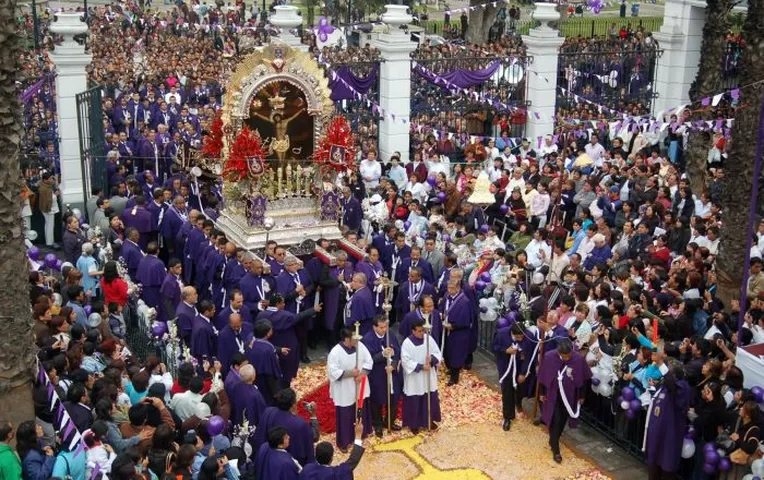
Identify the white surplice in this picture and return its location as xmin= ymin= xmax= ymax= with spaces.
xmin=401 ymin=335 xmax=442 ymax=396
xmin=327 ymin=343 xmax=373 ymax=407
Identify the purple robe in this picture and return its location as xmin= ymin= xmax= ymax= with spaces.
xmin=382 ymin=244 xmax=410 ymax=275
xmin=159 ymin=273 xmax=183 ymax=323
xmin=275 ymin=270 xmax=313 ymax=314
xmin=239 ymin=272 xmax=273 ymax=313
xmin=190 ymin=314 xmax=217 ymax=360
xmin=335 ymin=402 xmax=372 ymax=451
xmin=362 ymin=329 xmax=402 ymax=406
xmin=246 ymin=339 xmax=283 ymax=405
xmin=268 ymin=257 xmax=284 ymax=277
xmin=644 ymin=378 xmax=691 ymax=473
xmin=183 ymin=228 xmax=206 ymax=284
xmin=215 ymin=305 xmax=254 ymax=331
xmin=299 ymin=461 xmax=354 ymax=480
xmin=437 ymin=292 xmax=471 ymax=369
xmin=319 ymin=264 xmax=354 ymax=331
xmin=399 ymin=309 xmax=442 ymax=347
xmin=253 ymin=407 xmax=315 ymax=467
xmin=256 ymin=308 xmax=300 ymax=385
xmin=217 ymin=324 xmax=253 ymax=375
xmin=223 ymin=257 xmax=246 ymax=304
xmin=255 ymin=444 xmax=300 ymax=480
xmin=344 ymin=287 xmax=376 ymax=335
xmin=121 ymin=206 xmax=154 ymax=250
xmin=162 ymin=207 xmax=187 ymax=256
xmin=538 ymin=349 xmax=592 ymax=429
xmin=175 ymin=301 xmax=196 ymax=344
xmin=205 ymin=251 xmax=226 ymax=307
xmin=231 ymin=381 xmax=267 ymax=428
xmin=119 ymin=240 xmax=144 ymax=280
xmin=394 ymin=281 xmax=437 ymax=327
xmin=492 ymin=327 xmax=533 ymax=382
xmin=135 ymin=255 xmax=166 ymax=309
xmin=396 ymin=258 xmax=435 ymax=285
xmin=354 ymin=260 xmax=384 ymax=312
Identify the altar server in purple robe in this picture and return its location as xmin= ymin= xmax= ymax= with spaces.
xmin=190 ymin=300 xmax=218 ymax=362
xmin=255 ymin=427 xmax=301 ymax=480
xmin=362 ymin=316 xmax=403 ymax=436
xmin=231 ymin=364 xmax=268 ymax=429
xmin=217 ymin=312 xmax=253 ymax=376
xmin=492 ymin=322 xmax=529 ymax=431
xmin=253 ymin=388 xmax=318 ymax=467
xmin=400 ymin=318 xmax=442 ymax=434
xmin=395 ymin=246 xmax=434 ymax=284
xmin=119 ymin=228 xmax=145 ymax=280
xmin=519 ymin=312 xmax=570 ymax=412
xmin=276 ymin=257 xmax=315 ymax=363
xmin=135 ymin=242 xmax=166 ymax=310
xmin=247 ymin=320 xmax=284 ymax=405
xmin=239 ymin=254 xmax=274 ymax=314
xmin=382 ymin=233 xmax=410 ymax=278
xmin=344 ymin=273 xmax=376 ymax=336
xmin=399 ymin=296 xmax=442 ymax=347
xmin=222 ymin=243 xmax=246 ymax=306
xmin=394 ymin=268 xmax=436 ymax=326
xmin=160 ymin=258 xmax=184 ymax=323
xmin=183 ymin=215 xmax=208 ymax=285
xmin=257 ymin=294 xmax=321 ymax=388
xmin=162 ymin=198 xmax=190 ymax=259
xmin=327 ymin=327 xmax=373 ymax=452
xmin=318 ymin=250 xmax=354 ymax=343
xmin=300 ymin=422 xmax=366 ymax=480
xmin=438 ymin=280 xmax=473 ymax=386
xmin=215 ymin=289 xmax=253 ymax=331
xmin=538 ymin=338 xmax=592 ymax=464
xmin=353 ymin=247 xmax=385 ymax=313
xmin=175 ymin=286 xmax=198 ymax=345
xmin=121 ymin=196 xmax=154 ymax=250
xmin=643 ymin=368 xmax=691 ymax=479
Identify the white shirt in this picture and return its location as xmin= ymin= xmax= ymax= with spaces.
xmin=401 ymin=335 xmax=442 ymax=396
xmin=525 ymin=239 xmax=551 ymax=269
xmin=530 ymin=192 xmax=550 ymax=217
xmin=504 ymin=177 xmax=526 ymax=202
xmin=359 ymin=159 xmax=382 ymax=189
xmin=169 ymin=390 xmax=203 ymax=421
xmin=585 ymin=142 xmax=606 ymax=166
xmin=427 ymin=159 xmax=449 ymax=178
xmin=404 ymin=181 xmax=428 ymax=203
xmin=327 ymin=342 xmax=373 ymax=407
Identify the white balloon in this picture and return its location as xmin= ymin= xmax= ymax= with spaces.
xmin=72 ymin=208 xmax=82 ymax=219
xmin=598 ymin=383 xmax=613 ymax=397
xmin=592 ymin=384 xmax=601 ymax=394
xmin=751 ymin=459 xmax=764 ymax=477
xmin=741 ymin=475 xmax=754 ymax=480
xmin=26 ymin=230 xmax=38 ymax=241
xmin=681 ymin=439 xmax=695 ymax=459
xmin=486 ymin=297 xmax=498 ymax=308
xmin=621 ymin=400 xmax=630 ymax=410
xmin=479 ymin=298 xmax=489 ymax=307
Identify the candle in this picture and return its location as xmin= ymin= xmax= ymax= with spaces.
xmin=296 ymin=166 xmax=303 ymax=196
xmin=277 ymin=167 xmax=283 ymax=197
xmin=286 ymin=165 xmax=293 ymax=197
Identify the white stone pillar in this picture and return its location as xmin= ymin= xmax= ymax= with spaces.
xmin=651 ymin=0 xmax=705 ymax=115
xmin=49 ymin=12 xmax=91 ymax=209
xmin=371 ymin=5 xmax=417 ymax=163
xmin=270 ymin=6 xmax=308 ymax=52
xmin=522 ymin=3 xmax=564 ymax=145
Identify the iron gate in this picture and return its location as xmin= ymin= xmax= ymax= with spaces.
xmin=76 ymin=85 xmax=106 ymax=209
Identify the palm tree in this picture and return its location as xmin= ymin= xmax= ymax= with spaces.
xmin=684 ymin=0 xmax=734 ymax=195
xmin=0 ymin=0 xmax=36 ymax=425
xmin=715 ymin=0 xmax=764 ymax=304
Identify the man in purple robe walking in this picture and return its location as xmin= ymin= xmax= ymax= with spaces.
xmin=438 ymin=281 xmax=472 ymax=386
xmin=135 ymin=242 xmax=166 ymax=310
xmin=353 ymin=247 xmax=385 ymax=314
xmin=217 ymin=312 xmax=253 ymax=376
xmin=215 ymin=289 xmax=253 ymax=331
xmin=492 ymin=322 xmax=531 ymax=431
xmin=190 ymin=300 xmax=218 ymax=363
xmin=239 ymin=254 xmax=274 ymax=315
xmin=159 ymin=258 xmax=183 ymax=324
xmin=394 ymin=268 xmax=436 ymax=327
xmin=121 ymin=195 xmax=154 ymax=250
xmin=175 ymin=286 xmax=198 ymax=345
xmin=247 ymin=320 xmax=284 ymax=406
xmin=119 ymin=228 xmax=144 ymax=281
xmin=253 ymin=388 xmax=318 ymax=468
xmin=318 ymin=250 xmax=354 ymax=346
xmin=344 ymin=273 xmax=377 ymax=336
xmin=231 ymin=364 xmax=267 ymax=429
xmin=276 ymin=257 xmax=315 ymax=364
xmin=362 ymin=315 xmax=403 ymax=436
xmin=255 ymin=426 xmax=301 ymax=480
xmin=538 ymin=338 xmax=592 ymax=463
xmin=299 ymin=422 xmax=366 ymax=480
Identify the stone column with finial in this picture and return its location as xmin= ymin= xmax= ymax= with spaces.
xmin=372 ymin=5 xmax=418 ymax=164
xmin=49 ymin=12 xmax=92 ymax=210
xmin=522 ymin=3 xmax=564 ymax=147
xmin=270 ymin=5 xmax=309 ymax=52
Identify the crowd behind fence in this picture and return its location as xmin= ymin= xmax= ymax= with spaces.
xmin=421 ymin=16 xmax=665 ymax=38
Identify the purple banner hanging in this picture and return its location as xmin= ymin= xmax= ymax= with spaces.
xmin=329 ymin=65 xmax=379 ymax=101
xmin=414 ymin=61 xmax=502 ymax=90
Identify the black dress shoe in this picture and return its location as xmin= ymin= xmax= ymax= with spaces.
xmin=446 ymin=379 xmax=457 ymax=386
xmin=464 ymin=364 xmax=472 ymax=370
xmin=411 ymin=428 xmax=419 ymax=435
xmin=374 ymin=428 xmax=383 ymax=438
xmin=429 ymin=422 xmax=439 ymax=431
xmin=391 ymin=423 xmax=402 ymax=431
xmin=502 ymin=419 xmax=511 ymax=431
xmin=553 ymin=454 xmax=563 ymax=464
xmin=301 ymin=355 xmax=311 ymax=363
xmin=533 ymin=418 xmax=542 ymax=426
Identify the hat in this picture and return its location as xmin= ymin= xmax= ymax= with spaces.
xmin=370 ymin=194 xmax=382 ymax=204
xmin=609 ymin=186 xmax=619 ymax=193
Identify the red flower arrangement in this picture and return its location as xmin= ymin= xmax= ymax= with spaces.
xmin=202 ymin=111 xmax=224 ymax=159
xmin=313 ymin=116 xmax=357 ymax=176
xmin=222 ymin=126 xmax=266 ymax=182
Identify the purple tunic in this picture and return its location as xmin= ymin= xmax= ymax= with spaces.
xmin=246 ymin=339 xmax=283 ymax=405
xmin=399 ymin=309 xmax=442 ymax=348
xmin=354 ymin=260 xmax=384 ymax=312
xmin=231 ymin=382 xmax=267 ymax=428
xmin=299 ymin=461 xmax=354 ymax=480
xmin=190 ymin=314 xmax=217 ymax=361
xmin=395 ymin=258 xmax=435 ymax=285
xmin=239 ymin=272 xmax=273 ymax=313
xmin=135 ymin=255 xmax=166 ymax=309
xmin=183 ymin=227 xmax=205 ymax=284
xmin=217 ymin=324 xmax=253 ymax=375
xmin=644 ymin=379 xmax=691 ymax=473
xmin=256 ymin=309 xmax=300 ymax=385
xmin=275 ymin=270 xmax=313 ymax=315
xmin=215 ymin=305 xmax=254 ymax=330
xmin=335 ymin=403 xmax=372 ymax=451
xmin=437 ymin=292 xmax=471 ymax=369
xmin=344 ymin=287 xmax=376 ymax=335
xmin=254 ymin=444 xmax=300 ymax=480
xmin=119 ymin=240 xmax=144 ymax=280
xmin=223 ymin=257 xmax=246 ymax=303
xmin=253 ymin=407 xmax=315 ymax=467
xmin=121 ymin=206 xmax=154 ymax=250
xmin=538 ymin=349 xmax=591 ymax=429
xmin=319 ymin=264 xmax=354 ymax=331
xmin=361 ymin=329 xmax=402 ymax=405
xmin=159 ymin=273 xmax=182 ymax=323
xmin=175 ymin=302 xmax=196 ymax=344
xmin=394 ymin=281 xmax=437 ymax=323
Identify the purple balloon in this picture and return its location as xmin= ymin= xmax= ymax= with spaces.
xmin=318 ymin=32 xmax=328 ymax=42
xmin=404 ymin=221 xmax=411 ymax=230
xmin=480 ymin=224 xmax=490 ymax=234
xmin=591 ymin=377 xmax=601 ymax=387
xmin=53 ymin=259 xmax=63 ymax=271
xmin=475 ymin=280 xmax=487 ymax=291
xmin=625 ymin=408 xmax=636 ymax=420
xmin=704 ymin=443 xmax=717 ymax=454
xmin=442 ymin=234 xmax=451 ymax=243
xmin=751 ymin=386 xmax=764 ymax=403
xmin=629 ymin=399 xmax=641 ymax=411
xmin=479 ymin=306 xmax=488 ymax=313
xmin=621 ymin=386 xmax=635 ymax=402
xmin=44 ymin=253 xmax=58 ymax=268
xmin=27 ymin=247 xmax=41 ymax=261
xmin=437 ymin=192 xmax=447 ymax=202
xmin=704 ymin=449 xmax=720 ymax=465
xmin=318 ymin=16 xmax=328 ymax=27
xmin=84 ymin=305 xmax=92 ymax=316
xmin=499 ymin=204 xmax=509 ymax=215
xmin=702 ymin=463 xmax=717 ymax=475
xmin=718 ymin=458 xmax=731 ymax=472
xmin=506 ymin=311 xmax=519 ymax=324
xmin=480 ymin=272 xmax=492 ymax=283
xmin=79 ymin=216 xmax=86 ymax=225
xmin=497 ymin=316 xmax=510 ymax=329
xmin=207 ymin=415 xmax=225 ymax=436
xmin=151 ymin=322 xmax=167 ymax=338
xmin=427 ymin=176 xmax=437 ymax=186
xmin=616 ymin=396 xmax=624 ymax=406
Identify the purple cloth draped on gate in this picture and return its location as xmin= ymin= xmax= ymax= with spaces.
xmin=329 ymin=65 xmax=379 ymax=101
xmin=20 ymin=73 xmax=53 ymax=103
xmin=414 ymin=61 xmax=502 ymax=89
